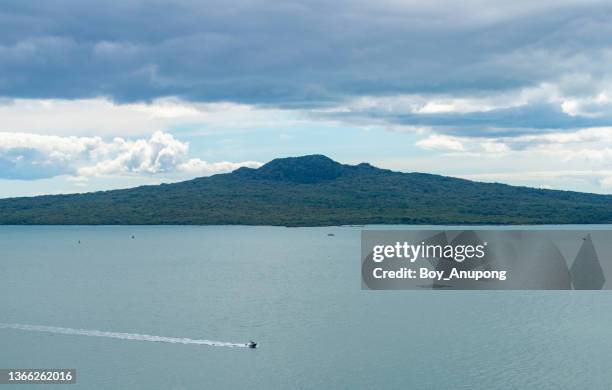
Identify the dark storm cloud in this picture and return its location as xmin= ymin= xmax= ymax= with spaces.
xmin=2 ymin=0 xmax=612 ymax=132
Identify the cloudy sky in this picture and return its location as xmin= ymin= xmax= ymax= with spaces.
xmin=3 ymin=0 xmax=612 ymax=196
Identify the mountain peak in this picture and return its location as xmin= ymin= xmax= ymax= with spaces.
xmin=237 ymin=154 xmax=345 ymax=183
xmin=256 ymin=155 xmax=344 ymax=183
xmin=230 ymin=155 xmax=391 ymax=183
xmin=265 ymin=154 xmax=340 ymax=168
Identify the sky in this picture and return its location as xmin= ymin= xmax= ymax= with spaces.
xmin=3 ymin=0 xmax=612 ymax=196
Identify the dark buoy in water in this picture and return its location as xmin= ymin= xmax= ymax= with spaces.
xmin=78 ymin=240 xmax=81 ymax=244
xmin=131 ymin=234 xmax=135 ymax=239
xmin=247 ymin=341 xmax=257 ymax=348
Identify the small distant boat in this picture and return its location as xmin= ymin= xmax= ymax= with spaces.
xmin=327 ymin=233 xmax=335 ymax=236
xmin=247 ymin=341 xmax=257 ymax=348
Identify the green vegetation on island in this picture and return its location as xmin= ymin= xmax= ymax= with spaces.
xmin=0 ymin=155 xmax=611 ymax=225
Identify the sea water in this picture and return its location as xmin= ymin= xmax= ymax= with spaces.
xmin=0 ymin=225 xmax=611 ymax=389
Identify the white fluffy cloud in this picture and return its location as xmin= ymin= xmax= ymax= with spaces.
xmin=0 ymin=131 xmax=261 ymax=180
xmin=416 ymin=126 xmax=612 ymax=156
xmin=416 ymin=135 xmax=466 ymax=152
xmin=412 ymin=126 xmax=612 ymax=191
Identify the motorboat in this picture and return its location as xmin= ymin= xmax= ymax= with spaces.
xmin=247 ymin=341 xmax=257 ymax=348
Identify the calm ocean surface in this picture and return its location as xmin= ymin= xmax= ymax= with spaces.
xmin=1 ymin=225 xmax=611 ymax=389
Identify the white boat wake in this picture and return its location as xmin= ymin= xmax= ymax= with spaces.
xmin=0 ymin=322 xmax=248 ymax=348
